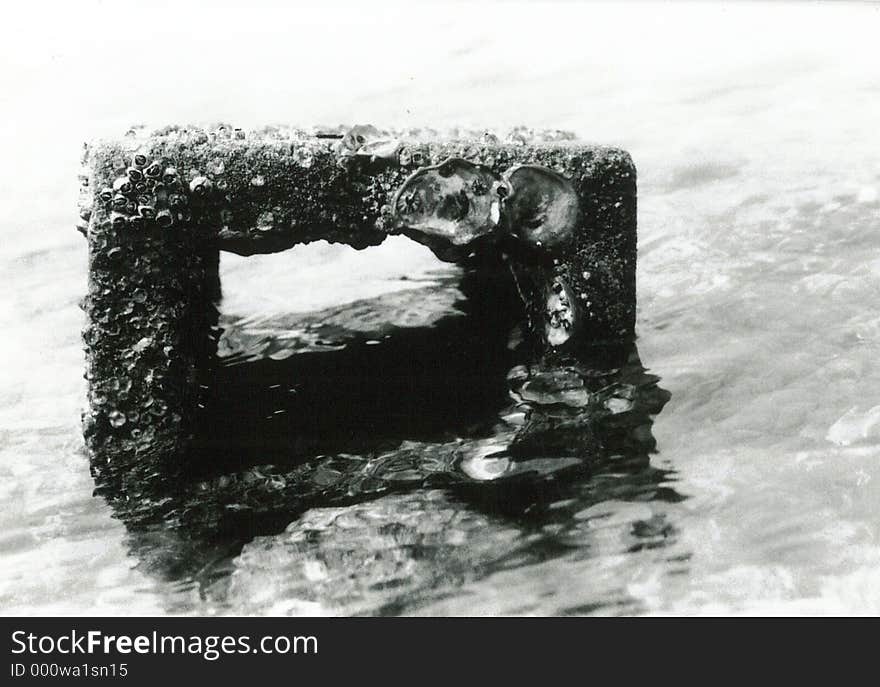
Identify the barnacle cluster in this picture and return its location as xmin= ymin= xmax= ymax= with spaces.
xmin=96 ymin=153 xmax=189 ymax=233
xmin=81 ymin=241 xmax=212 ymax=475
xmin=82 ymin=149 xmax=218 ymax=486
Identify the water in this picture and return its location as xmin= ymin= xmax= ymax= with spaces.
xmin=2 ymin=1 xmax=880 ymax=615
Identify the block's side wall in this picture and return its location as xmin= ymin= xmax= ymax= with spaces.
xmin=504 ymin=149 xmax=637 ymax=349
xmin=82 ymin=143 xmax=219 ymax=488
xmin=568 ymin=149 xmax=637 ymax=342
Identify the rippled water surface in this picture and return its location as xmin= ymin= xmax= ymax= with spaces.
xmin=2 ymin=2 xmax=880 ymax=615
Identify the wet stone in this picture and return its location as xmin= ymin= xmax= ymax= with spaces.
xmin=79 ymin=124 xmax=636 ymax=488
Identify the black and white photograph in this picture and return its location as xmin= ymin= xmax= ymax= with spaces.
xmin=2 ymin=0 xmax=879 ymax=627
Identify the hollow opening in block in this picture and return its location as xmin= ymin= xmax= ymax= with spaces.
xmin=189 ymin=237 xmax=528 ymax=479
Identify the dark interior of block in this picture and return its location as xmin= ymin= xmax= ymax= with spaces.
xmin=189 ymin=249 xmax=526 ymax=479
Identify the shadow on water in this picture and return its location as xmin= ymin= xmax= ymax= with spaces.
xmin=92 ymin=263 xmax=680 ymax=613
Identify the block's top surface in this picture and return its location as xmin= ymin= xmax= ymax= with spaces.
xmin=91 ymin=122 xmax=586 ymax=152
xmin=81 ymin=124 xmax=634 ymax=260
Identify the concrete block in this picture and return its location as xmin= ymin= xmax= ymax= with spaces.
xmin=78 ymin=125 xmax=636 ymax=483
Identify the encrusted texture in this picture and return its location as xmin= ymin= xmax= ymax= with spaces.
xmin=82 ymin=145 xmax=219 ymax=488
xmin=79 ymin=124 xmax=636 ymax=480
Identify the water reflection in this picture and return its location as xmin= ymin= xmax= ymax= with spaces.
xmin=91 ymin=264 xmax=677 ymax=614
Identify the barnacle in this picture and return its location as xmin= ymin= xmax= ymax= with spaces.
xmin=112 ymin=177 xmax=132 ymax=194
xmin=110 ymin=212 xmax=128 ymax=230
xmin=337 ymin=124 xmax=401 ymax=171
xmin=108 ymin=410 xmax=127 ymax=428
xmin=339 ymin=124 xmax=383 ymax=154
xmin=504 ymin=165 xmax=580 ymax=251
xmin=156 ymin=210 xmax=174 ymax=228
xmin=144 ymin=161 xmax=162 ymax=178
xmin=391 ymin=158 xmax=507 ymax=260
xmin=189 ymin=176 xmax=212 ymax=195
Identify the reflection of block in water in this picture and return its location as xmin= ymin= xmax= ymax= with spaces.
xmin=78 ymin=125 xmax=636 ymax=484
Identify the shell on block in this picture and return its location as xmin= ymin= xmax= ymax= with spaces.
xmin=545 ymin=277 xmax=577 ymax=346
xmin=504 ymin=165 xmax=580 ymax=251
xmin=390 ymin=158 xmax=508 ymax=259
